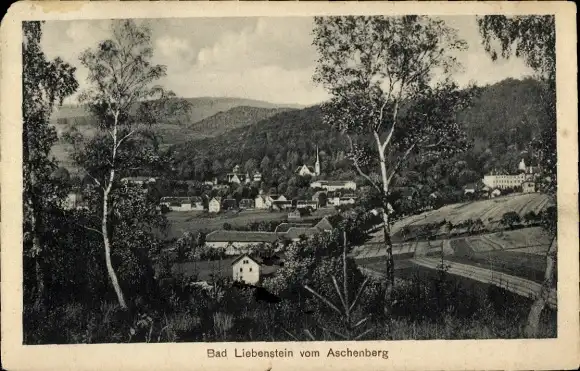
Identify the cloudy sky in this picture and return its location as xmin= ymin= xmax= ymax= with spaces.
xmin=40 ymin=16 xmax=534 ymax=106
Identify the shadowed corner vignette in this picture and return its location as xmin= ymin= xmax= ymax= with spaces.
xmin=21 ymin=15 xmax=557 ymax=346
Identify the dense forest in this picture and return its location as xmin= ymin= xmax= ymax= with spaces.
xmin=166 ymin=78 xmax=549 ymax=191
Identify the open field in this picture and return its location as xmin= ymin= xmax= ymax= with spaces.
xmin=353 ymin=226 xmax=552 ymax=292
xmin=164 ymin=208 xmax=338 ymax=239
xmin=382 ymin=193 xmax=554 ymax=240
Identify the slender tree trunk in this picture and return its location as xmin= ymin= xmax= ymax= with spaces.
xmin=102 ymin=168 xmax=127 ymax=309
xmin=524 ymin=236 xmax=557 ymax=338
xmin=378 ymin=146 xmax=395 ymax=314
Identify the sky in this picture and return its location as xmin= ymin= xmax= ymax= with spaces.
xmin=40 ymin=16 xmax=535 ymax=106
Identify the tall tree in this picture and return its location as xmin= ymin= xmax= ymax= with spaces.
xmin=477 ymin=14 xmax=557 ymax=338
xmin=67 ymin=20 xmax=190 ymax=308
xmin=312 ymin=16 xmax=471 ymax=312
xmin=22 ymin=21 xmax=78 ymax=307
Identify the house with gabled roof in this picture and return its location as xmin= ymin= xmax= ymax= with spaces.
xmin=160 ymin=196 xmax=204 ymax=211
xmin=274 ymin=222 xmax=312 ymax=234
xmin=283 ymin=227 xmax=320 ymax=242
xmin=205 ymin=230 xmax=281 ymax=254
xmin=314 ymin=216 xmax=334 ymax=232
xmin=231 ymin=253 xmax=282 ymax=285
xmin=239 ymin=198 xmax=255 ymax=209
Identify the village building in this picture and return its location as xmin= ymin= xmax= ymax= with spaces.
xmin=160 ymin=196 xmax=204 ymax=211
xmin=463 ymin=183 xmax=477 ymax=195
xmin=288 ymin=209 xmax=302 ymax=220
xmin=121 ymin=176 xmax=156 ymax=185
xmin=239 ymin=198 xmax=255 ymax=209
xmin=328 ymin=196 xmax=357 ymax=207
xmin=314 ymin=217 xmax=334 ymax=232
xmin=274 ymin=222 xmax=312 ymax=234
xmin=284 ymin=227 xmax=320 ymax=242
xmin=522 ymin=181 xmax=536 ymax=193
xmin=222 ymin=198 xmax=238 ymax=210
xmin=271 ymin=200 xmax=293 ymax=211
xmin=483 ymin=159 xmax=539 ymax=190
xmin=310 ymin=180 xmax=357 ymax=192
xmin=253 ymin=172 xmax=262 ymax=182
xmin=232 ymin=254 xmax=261 ymax=285
xmin=209 ymin=197 xmax=221 ymax=213
xmin=205 ymin=230 xmax=280 ymax=254
xmin=296 ymin=146 xmax=321 ymax=177
xmin=231 ymin=254 xmax=281 ymax=285
xmin=296 ymin=200 xmax=318 ymax=210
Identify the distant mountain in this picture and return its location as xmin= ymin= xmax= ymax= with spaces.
xmin=171 ymin=78 xmax=553 ymax=184
xmin=49 ymin=97 xmax=302 ymax=171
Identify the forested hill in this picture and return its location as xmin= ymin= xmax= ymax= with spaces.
xmin=170 ymin=78 xmax=552 ymax=185
xmin=188 ymin=106 xmax=294 ymax=139
xmin=457 ymin=78 xmax=549 ymax=153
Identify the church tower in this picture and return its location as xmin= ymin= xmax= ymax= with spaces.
xmin=315 ymin=146 xmax=321 ymax=176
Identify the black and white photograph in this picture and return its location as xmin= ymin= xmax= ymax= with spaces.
xmin=1 ymin=2 xmax=578 ymax=370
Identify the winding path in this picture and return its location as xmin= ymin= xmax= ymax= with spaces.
xmin=410 ymin=257 xmax=556 ymax=308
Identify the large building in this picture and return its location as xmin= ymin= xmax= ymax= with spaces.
xmin=160 ymin=196 xmax=203 ymax=211
xmin=310 ymin=180 xmax=357 ymax=192
xmin=205 ymin=230 xmax=281 ymax=254
xmin=482 ymin=159 xmax=538 ymax=190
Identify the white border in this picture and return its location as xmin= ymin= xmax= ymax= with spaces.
xmin=1 ymin=2 xmax=578 ymax=370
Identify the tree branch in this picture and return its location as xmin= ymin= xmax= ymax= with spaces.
xmin=115 ymin=129 xmax=136 ymax=151
xmin=387 ymin=143 xmax=416 ymax=186
xmin=345 ymin=133 xmax=382 ymax=193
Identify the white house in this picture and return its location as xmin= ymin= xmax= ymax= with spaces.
xmin=253 ymin=172 xmax=262 ymax=182
xmin=310 ymin=180 xmax=356 ymax=192
xmin=209 ymin=197 xmax=221 ymax=213
xmin=522 ymin=181 xmax=536 ymax=193
xmin=160 ymin=196 xmax=203 ymax=211
xmin=328 ymin=196 xmax=356 ymax=207
xmin=232 ymin=254 xmax=261 ymax=285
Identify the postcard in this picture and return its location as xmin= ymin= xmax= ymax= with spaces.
xmin=1 ymin=1 xmax=578 ymax=370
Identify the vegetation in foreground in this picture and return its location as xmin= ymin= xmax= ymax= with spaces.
xmin=22 ymin=16 xmax=558 ymax=345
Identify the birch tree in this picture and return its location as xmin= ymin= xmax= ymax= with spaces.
xmin=313 ymin=16 xmax=472 ymax=312
xmin=478 ymin=14 xmax=557 ymax=338
xmin=69 ymin=20 xmax=190 ymax=308
xmin=22 ymin=21 xmax=78 ymax=308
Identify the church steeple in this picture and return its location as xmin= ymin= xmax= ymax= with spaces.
xmin=315 ymin=145 xmax=320 ymax=176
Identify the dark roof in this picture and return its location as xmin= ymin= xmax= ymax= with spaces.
xmin=315 ymin=217 xmax=334 ymax=231
xmin=297 ymin=200 xmax=318 ymax=205
xmin=317 ymin=180 xmax=355 ymax=186
xmin=206 ymin=230 xmax=280 ymax=243
xmin=284 ymin=227 xmax=319 ymax=240
xmin=274 ymin=222 xmax=312 ymax=233
xmin=272 ymin=200 xmax=292 ymax=205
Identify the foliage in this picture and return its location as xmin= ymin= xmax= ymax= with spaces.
xmin=65 ymin=20 xmax=191 ymax=308
xmin=500 ymin=211 xmax=521 ymax=229
xmin=22 ymin=21 xmax=79 ymax=307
